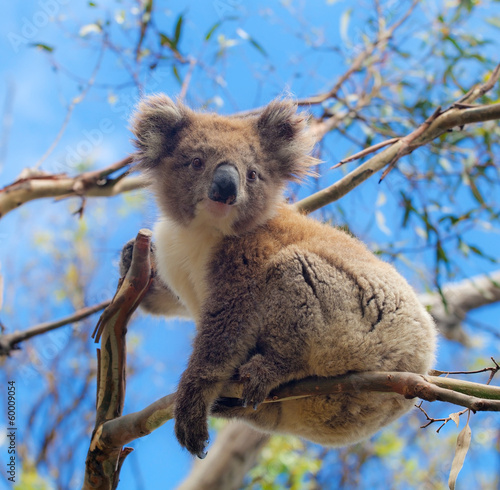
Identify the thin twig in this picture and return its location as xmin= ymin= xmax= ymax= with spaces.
xmin=333 ymin=137 xmax=399 ymax=168
xmin=0 ymin=300 xmax=110 ymax=356
xmin=179 ymin=57 xmax=197 ymax=101
xmin=34 ymin=37 xmax=107 ymax=170
xmin=378 ymin=106 xmax=442 ymax=182
xmin=416 ymin=401 xmax=469 ymax=433
xmin=232 ymin=0 xmax=418 ymax=119
xmin=455 ymin=63 xmax=500 ymax=106
xmin=135 ymin=0 xmax=154 ymax=61
xmin=297 ymin=0 xmax=419 ymax=107
xmin=431 ymin=358 xmax=500 ymax=385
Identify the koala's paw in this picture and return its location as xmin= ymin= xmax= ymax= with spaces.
xmin=119 ymin=237 xmax=155 ymax=277
xmin=174 ymin=389 xmax=210 ymax=459
xmin=239 ymin=355 xmax=272 ymax=410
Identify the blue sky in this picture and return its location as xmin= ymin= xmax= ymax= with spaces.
xmin=1 ymin=1 xmax=500 ymax=489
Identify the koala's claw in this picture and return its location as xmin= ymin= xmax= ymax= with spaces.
xmin=174 ymin=396 xmax=210 ymax=458
xmin=175 ymin=418 xmax=210 ymax=458
xmin=240 ymin=380 xmax=268 ymax=411
xmin=239 ymin=358 xmax=270 ymax=410
xmin=197 ymin=442 xmax=209 ymax=460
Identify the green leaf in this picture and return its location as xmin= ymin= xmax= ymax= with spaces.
xmin=236 ymin=28 xmax=268 ymax=57
xmin=459 ymin=0 xmax=474 ymax=12
xmin=174 ymin=13 xmax=184 ymax=45
xmin=486 ymin=16 xmax=500 ymax=29
xmin=160 ymin=33 xmax=174 ymax=49
xmin=469 ymin=179 xmax=485 ymax=205
xmin=439 ymin=214 xmax=459 ymax=226
xmin=373 ymin=430 xmax=404 ymax=457
xmin=468 ymin=244 xmax=497 ymax=263
xmin=436 ymin=240 xmax=449 ymax=264
xmin=444 ymin=35 xmax=465 ymax=55
xmin=249 ymin=38 xmax=267 ymax=57
xmin=458 ymin=239 xmax=470 ymax=257
xmin=400 ymin=191 xmax=414 ymax=228
xmin=436 ymin=283 xmax=449 ymax=312
xmin=30 ymin=43 xmax=54 ymax=52
xmin=172 ymin=65 xmax=182 ymax=85
xmin=205 ymin=21 xmax=221 ymax=41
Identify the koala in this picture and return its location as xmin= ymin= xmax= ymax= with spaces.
xmin=122 ymin=94 xmax=437 ymax=459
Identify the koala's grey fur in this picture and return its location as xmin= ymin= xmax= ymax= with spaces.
xmin=122 ymin=94 xmax=437 ymax=458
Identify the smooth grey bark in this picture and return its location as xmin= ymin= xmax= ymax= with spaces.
xmin=420 ymin=270 xmax=500 ymax=344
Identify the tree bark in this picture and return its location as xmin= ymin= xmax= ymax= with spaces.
xmin=420 ymin=270 xmax=500 ymax=344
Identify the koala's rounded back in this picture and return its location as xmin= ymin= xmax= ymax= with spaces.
xmin=208 ymin=206 xmax=436 ymax=446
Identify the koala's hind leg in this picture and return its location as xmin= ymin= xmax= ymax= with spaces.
xmin=236 ymin=248 xmax=331 ymax=409
xmin=238 ymin=352 xmax=302 ymax=410
xmin=119 ymin=238 xmax=189 ymax=318
xmin=211 ymin=397 xmax=285 ymax=432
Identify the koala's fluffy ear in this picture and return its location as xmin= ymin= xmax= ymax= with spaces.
xmin=256 ymin=99 xmax=319 ymax=181
xmin=131 ymin=94 xmax=191 ymax=169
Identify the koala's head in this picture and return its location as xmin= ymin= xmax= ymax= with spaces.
xmin=131 ymin=94 xmax=318 ymax=235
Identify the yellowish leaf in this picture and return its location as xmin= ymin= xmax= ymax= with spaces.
xmin=448 ymin=419 xmax=472 ymax=490
xmin=449 ymin=412 xmax=460 ymax=428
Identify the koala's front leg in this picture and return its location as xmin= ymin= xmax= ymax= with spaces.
xmin=174 ymin=306 xmax=256 ymax=458
xmin=120 ymin=238 xmax=189 ymax=317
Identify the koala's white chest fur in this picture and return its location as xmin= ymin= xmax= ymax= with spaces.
xmin=153 ymin=217 xmax=221 ymax=320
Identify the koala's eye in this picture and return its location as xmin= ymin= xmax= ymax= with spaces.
xmin=192 ymin=158 xmax=204 ymax=170
xmin=247 ymin=170 xmax=258 ymax=182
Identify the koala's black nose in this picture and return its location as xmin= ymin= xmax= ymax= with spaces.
xmin=209 ymin=164 xmax=239 ymax=205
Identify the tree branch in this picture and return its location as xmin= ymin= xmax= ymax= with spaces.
xmin=296 ymin=64 xmax=500 ymax=214
xmin=93 ymin=371 xmax=500 ymax=457
xmin=0 ymin=156 xmax=145 ymax=220
xmin=0 ymin=300 xmax=110 ymax=357
xmin=83 ymin=229 xmax=153 ymax=490
xmin=420 ymin=270 xmax=500 ymax=344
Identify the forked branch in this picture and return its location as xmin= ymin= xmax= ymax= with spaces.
xmin=83 ymin=229 xmax=153 ymax=490
xmin=296 ymin=63 xmax=500 ymax=214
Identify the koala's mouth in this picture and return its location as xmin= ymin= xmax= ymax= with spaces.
xmin=203 ymin=199 xmax=235 ymax=219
